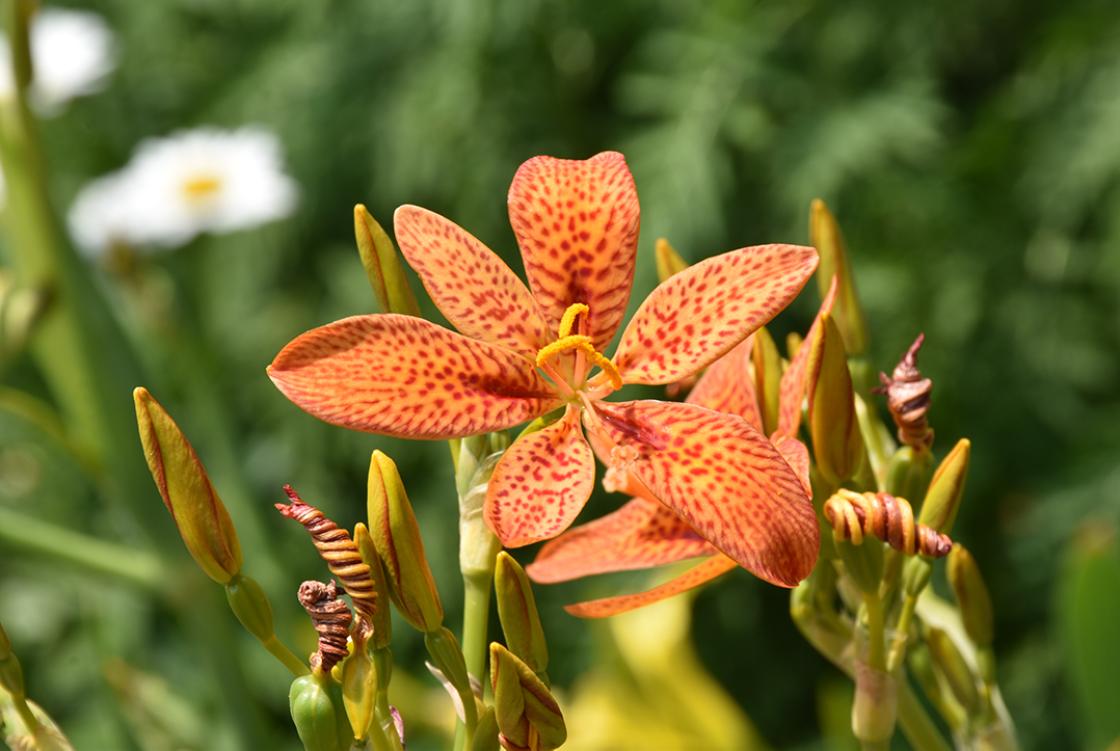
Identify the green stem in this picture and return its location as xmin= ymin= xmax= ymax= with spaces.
xmin=261 ymin=635 xmax=309 ymax=678
xmin=0 ymin=507 xmax=166 ymax=591
xmin=461 ymin=571 xmax=492 ymax=684
xmin=898 ymin=683 xmax=953 ymax=751
xmin=888 ymin=594 xmax=919 ymax=673
xmin=864 ymin=594 xmax=886 ymax=670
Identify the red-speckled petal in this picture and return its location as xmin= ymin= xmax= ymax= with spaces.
xmin=268 ymin=314 xmax=559 ymax=439
xmin=508 ymin=152 xmax=640 ymax=349
xmin=564 ymin=555 xmax=738 ymax=618
xmin=686 ymin=336 xmax=762 ymax=430
xmin=773 ymin=434 xmax=811 ymax=495
xmin=395 ymin=205 xmax=552 ymax=356
xmin=777 ymin=277 xmax=838 ymax=437
xmin=614 ymin=244 xmax=818 ymax=385
xmin=485 ymin=404 xmax=595 ymax=547
xmin=590 ymin=399 xmax=818 ymax=587
xmin=527 ymin=498 xmax=717 ymax=584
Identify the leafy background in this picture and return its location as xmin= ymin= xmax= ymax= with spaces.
xmin=2 ymin=0 xmax=1120 ymax=748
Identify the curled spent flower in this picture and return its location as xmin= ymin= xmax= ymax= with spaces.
xmin=298 ymin=580 xmax=352 ymax=674
xmin=269 ymin=152 xmax=820 ymax=586
xmin=823 ymin=489 xmax=952 ymax=558
xmin=877 ymin=333 xmax=934 ymax=451
xmin=276 ymin=487 xmax=377 ymax=626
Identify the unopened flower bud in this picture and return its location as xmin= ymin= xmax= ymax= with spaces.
xmin=807 ymin=314 xmax=866 ymax=484
xmin=490 ymin=643 xmax=566 ymax=751
xmin=901 ymin=557 xmax=932 ymax=598
xmin=495 ymin=552 xmax=548 ymax=678
xmin=134 ymin=387 xmax=242 ymax=584
xmin=919 ymin=438 xmax=971 ymax=535
xmin=289 ymin=674 xmax=350 ymax=751
xmin=751 ymin=325 xmax=782 ymax=435
xmin=885 ymin=445 xmax=935 ymax=506
xmin=654 ymin=237 xmax=688 ymax=283
xmin=353 ymin=523 xmax=392 ymax=650
xmin=948 ymin=545 xmax=994 ymax=649
xmin=340 ymin=643 xmax=375 ymax=742
xmin=225 ymin=574 xmax=275 ymax=644
xmin=354 ymin=204 xmax=420 ymax=316
xmin=810 ymin=199 xmax=869 ymax=356
xmin=926 ymin=627 xmax=980 ymax=715
xmin=367 ymin=450 xmax=443 ymax=632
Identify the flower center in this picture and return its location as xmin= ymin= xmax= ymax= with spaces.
xmin=181 ymin=173 xmax=223 ymax=202
xmin=535 ymin=303 xmax=622 ymax=392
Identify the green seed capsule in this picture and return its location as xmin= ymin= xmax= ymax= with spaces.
xmin=289 ymin=674 xmax=349 ymax=751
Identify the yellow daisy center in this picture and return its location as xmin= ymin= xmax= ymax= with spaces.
xmin=181 ymin=174 xmax=223 ymax=202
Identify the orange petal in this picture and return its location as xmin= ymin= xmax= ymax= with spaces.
xmin=614 ymin=244 xmax=819 ymax=385
xmin=268 ymin=314 xmax=559 ymax=439
xmin=527 ymin=498 xmax=717 ymax=584
xmin=508 ymin=152 xmax=640 ymax=350
xmin=564 ymin=555 xmax=738 ymax=618
xmin=772 ymin=433 xmax=812 ymax=496
xmin=590 ymin=399 xmax=819 ymax=587
xmin=394 ymin=205 xmax=552 ymax=356
xmin=685 ymin=336 xmax=763 ymax=430
xmin=485 ymin=404 xmax=596 ymax=547
xmin=777 ymin=276 xmax=838 ymax=437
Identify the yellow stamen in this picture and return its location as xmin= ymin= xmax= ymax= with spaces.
xmin=535 ymin=333 xmax=623 ymax=391
xmin=557 ymin=302 xmax=590 ymax=339
xmin=181 ymin=174 xmax=223 ymax=202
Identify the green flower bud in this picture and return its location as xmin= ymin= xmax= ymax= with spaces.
xmin=490 ymin=643 xmax=566 ymax=751
xmin=353 ymin=523 xmax=392 ymax=650
xmin=947 ymin=545 xmax=994 ymax=649
xmin=354 ymin=205 xmax=420 ymax=316
xmin=425 ymin=627 xmax=478 ymax=729
xmin=919 ymin=438 xmax=971 ymax=534
xmin=807 ymin=314 xmax=866 ymax=484
xmin=134 ymin=387 xmax=242 ymax=584
xmin=366 ymin=450 xmax=443 ymax=632
xmin=885 ymin=445 xmax=935 ymax=505
xmin=810 ymin=199 xmax=869 ymax=356
xmin=654 ymin=237 xmax=689 ymax=283
xmin=289 ymin=674 xmax=350 ymax=751
xmin=340 ymin=645 xmax=375 ymax=742
xmin=224 ymin=574 xmax=275 ymax=643
xmin=926 ymin=628 xmax=980 ymax=715
xmin=495 ymin=552 xmax=548 ymax=678
xmin=751 ymin=325 xmax=782 ymax=435
xmin=901 ymin=557 xmax=932 ymax=598
xmin=471 ymin=705 xmax=501 ymax=751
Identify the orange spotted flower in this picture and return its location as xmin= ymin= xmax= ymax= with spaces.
xmin=528 ymin=281 xmax=839 ymax=617
xmin=268 ymin=152 xmax=820 ymax=587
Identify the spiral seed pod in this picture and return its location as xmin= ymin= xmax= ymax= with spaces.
xmin=298 ymin=580 xmax=352 ymax=674
xmin=277 ymin=486 xmax=377 ymax=626
xmin=823 ymin=489 xmax=952 ymax=558
xmin=877 ymin=333 xmax=934 ymax=450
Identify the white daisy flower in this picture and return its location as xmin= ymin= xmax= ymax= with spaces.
xmin=68 ymin=126 xmax=299 ymax=254
xmin=0 ymin=8 xmax=116 ymax=112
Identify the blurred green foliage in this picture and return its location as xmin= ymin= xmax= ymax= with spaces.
xmin=2 ymin=0 xmax=1119 ymax=748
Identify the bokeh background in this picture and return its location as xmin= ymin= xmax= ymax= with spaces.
xmin=2 ymin=0 xmax=1120 ymax=749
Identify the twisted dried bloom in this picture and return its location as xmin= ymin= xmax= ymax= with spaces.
xmin=269 ymin=152 xmax=820 ymax=586
xmin=877 ymin=333 xmax=934 ymax=450
xmin=297 ymin=580 xmax=352 ymax=673
xmin=823 ymin=489 xmax=952 ymax=558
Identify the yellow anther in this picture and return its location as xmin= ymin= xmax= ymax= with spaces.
xmin=587 ymin=349 xmax=623 ymax=390
xmin=557 ymin=303 xmax=590 ymax=339
xmin=536 ymin=335 xmax=593 ymax=368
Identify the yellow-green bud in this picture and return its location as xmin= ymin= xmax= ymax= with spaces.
xmin=654 ymin=237 xmax=689 ymax=283
xmin=489 ymin=643 xmax=566 ymax=751
xmin=947 ymin=545 xmax=994 ymax=648
xmin=885 ymin=445 xmax=935 ymax=505
xmin=340 ymin=645 xmax=375 ymax=741
xmin=807 ymin=314 xmax=866 ymax=484
xmin=751 ymin=325 xmax=782 ymax=435
xmin=224 ymin=574 xmax=275 ymax=643
xmin=926 ymin=628 xmax=980 ymax=715
xmin=353 ymin=523 xmax=392 ymax=650
xmin=810 ymin=199 xmax=869 ymax=356
xmin=471 ymin=705 xmax=501 ymax=751
xmin=134 ymin=387 xmax=242 ymax=584
xmin=919 ymin=438 xmax=971 ymax=534
xmin=366 ymin=450 xmax=443 ymax=632
xmin=289 ymin=674 xmax=350 ymax=751
xmin=495 ymin=552 xmax=548 ymax=678
xmin=354 ymin=205 xmax=420 ymax=316
xmin=901 ymin=557 xmax=932 ymax=598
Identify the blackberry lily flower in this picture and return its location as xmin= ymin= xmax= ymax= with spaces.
xmin=528 ymin=281 xmax=839 ymax=616
xmin=268 ymin=152 xmax=819 ymax=586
